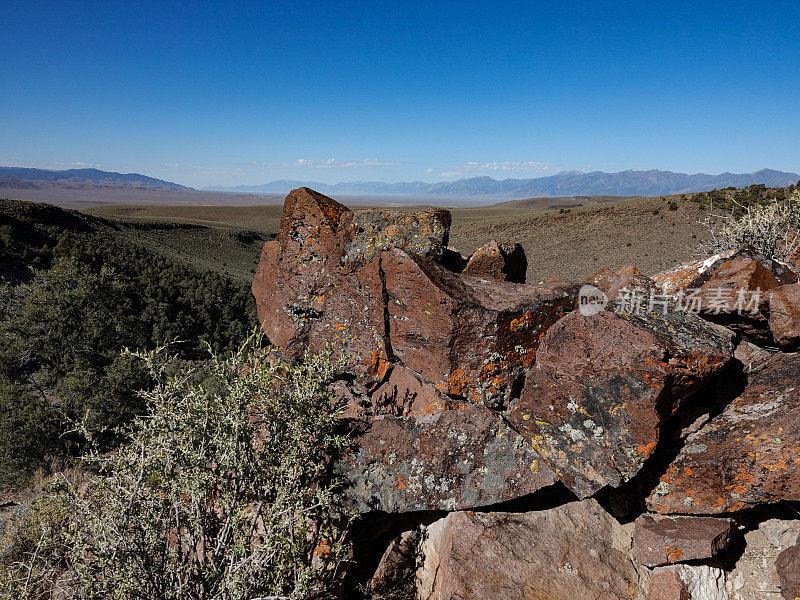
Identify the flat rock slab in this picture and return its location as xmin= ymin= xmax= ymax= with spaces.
xmin=648 ymin=352 xmax=800 ymax=514
xmin=416 ymin=499 xmax=639 ymax=600
xmin=336 ymin=404 xmax=556 ymax=513
xmin=634 ymin=515 xmax=734 ymax=567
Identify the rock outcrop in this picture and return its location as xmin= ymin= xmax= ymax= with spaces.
xmin=252 ymin=189 xmax=800 ymax=600
xmin=647 ymin=352 xmax=800 ymax=514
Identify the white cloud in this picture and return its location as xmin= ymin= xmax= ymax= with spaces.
xmin=460 ymin=161 xmax=555 ymax=172
xmin=291 ymin=158 xmax=400 ymax=168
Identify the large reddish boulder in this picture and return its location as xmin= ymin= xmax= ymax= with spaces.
xmin=254 ymin=188 xmax=577 ymax=398
xmin=462 ymin=240 xmax=527 ymax=283
xmin=252 ymin=188 xmax=454 ymax=386
xmin=381 ymin=250 xmax=577 ymax=406
xmin=652 ymin=244 xmax=796 ymax=296
xmin=507 ymin=308 xmax=734 ymax=497
xmin=769 ymin=283 xmax=800 ymax=351
xmin=647 ymin=352 xmax=800 ymax=514
xmin=634 ymin=515 xmax=734 ymax=567
xmin=415 ymin=500 xmax=639 ymax=600
xmin=336 ymin=404 xmax=556 ymax=513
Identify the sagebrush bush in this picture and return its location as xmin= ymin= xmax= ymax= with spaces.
xmin=704 ymin=189 xmax=800 ymax=264
xmin=0 ymin=333 xmax=353 ymax=600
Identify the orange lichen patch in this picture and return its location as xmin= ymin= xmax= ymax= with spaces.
xmin=313 ymin=538 xmax=332 ymax=558
xmin=637 ymin=440 xmax=657 ymax=457
xmin=368 ymin=344 xmax=392 ymax=381
xmin=448 ymin=367 xmax=471 ymax=397
xmin=763 ymin=459 xmax=788 ymax=471
xmin=317 ymin=196 xmax=348 ymax=230
xmin=664 ymin=545 xmax=684 ymax=564
xmin=510 ymin=311 xmax=535 ymax=332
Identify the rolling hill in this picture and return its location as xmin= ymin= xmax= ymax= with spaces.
xmin=0 ymin=166 xmax=189 ymax=190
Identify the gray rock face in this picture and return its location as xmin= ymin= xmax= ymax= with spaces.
xmin=336 ymin=404 xmax=556 ymax=513
xmin=726 ymin=519 xmax=800 ymax=600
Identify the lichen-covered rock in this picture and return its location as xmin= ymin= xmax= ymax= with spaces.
xmin=769 ymin=283 xmax=800 ymax=351
xmin=336 ymin=404 xmax=556 ymax=513
xmin=647 ymin=352 xmax=800 ymax=514
xmin=415 ymin=499 xmax=639 ymax=600
xmin=507 ymin=308 xmax=734 ymax=497
xmin=462 ymin=240 xmax=527 ymax=283
xmin=634 ymin=515 xmax=734 ymax=567
xmin=382 ymin=249 xmax=578 ymax=406
xmin=340 ymin=207 xmax=451 ymax=264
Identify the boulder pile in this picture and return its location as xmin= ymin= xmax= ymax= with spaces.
xmin=253 ymin=188 xmax=800 ymax=600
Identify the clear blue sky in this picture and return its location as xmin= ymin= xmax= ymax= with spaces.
xmin=1 ymin=1 xmax=799 ymax=188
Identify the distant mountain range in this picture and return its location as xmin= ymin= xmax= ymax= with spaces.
xmin=205 ymin=168 xmax=800 ymax=198
xmin=0 ymin=167 xmax=189 ymax=191
xmin=2 ymin=166 xmax=797 ymax=201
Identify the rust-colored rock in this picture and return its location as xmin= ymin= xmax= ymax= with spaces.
xmin=652 ymin=244 xmax=796 ymax=296
xmin=647 ymin=352 xmax=800 ymax=514
xmin=370 ymin=364 xmax=449 ymax=417
xmin=415 ymin=500 xmax=639 ymax=600
xmin=462 ymin=240 xmax=527 ymax=283
xmin=508 ymin=308 xmax=734 ymax=497
xmin=634 ymin=515 xmax=734 ymax=567
xmin=769 ymin=283 xmax=800 ymax=351
xmin=776 ymin=539 xmax=800 ymax=600
xmin=587 ymin=264 xmax=655 ymax=303
xmin=646 ymin=567 xmax=691 ymax=600
xmin=382 ymin=250 xmax=577 ymax=406
xmin=252 ymin=188 xmax=453 ymax=386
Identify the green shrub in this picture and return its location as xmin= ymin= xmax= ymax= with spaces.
xmin=0 ymin=334 xmax=353 ymax=600
xmin=704 ymin=190 xmax=800 ymax=262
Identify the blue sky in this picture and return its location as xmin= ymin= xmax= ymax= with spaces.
xmin=1 ymin=1 xmax=799 ymax=188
